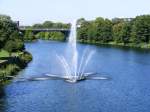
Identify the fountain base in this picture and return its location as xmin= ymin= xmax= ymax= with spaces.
xmin=14 ymin=73 xmax=109 ymax=83
xmin=65 ymin=76 xmax=86 ymax=83
xmin=44 ymin=72 xmax=109 ymax=83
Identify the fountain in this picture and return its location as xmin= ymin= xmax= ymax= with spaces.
xmin=49 ymin=20 xmax=108 ymax=83
xmin=54 ymin=20 xmax=96 ymax=83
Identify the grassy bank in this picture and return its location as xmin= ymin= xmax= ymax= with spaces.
xmin=0 ymin=51 xmax=32 ymax=85
xmin=78 ymin=40 xmax=150 ymax=49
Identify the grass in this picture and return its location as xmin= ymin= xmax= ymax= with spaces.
xmin=0 ymin=50 xmax=9 ymax=58
xmin=0 ymin=50 xmax=25 ymax=64
xmin=0 ymin=50 xmax=24 ymax=59
xmin=0 ymin=51 xmax=32 ymax=85
xmin=0 ymin=50 xmax=9 ymax=63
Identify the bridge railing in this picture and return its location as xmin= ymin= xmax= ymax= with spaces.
xmin=19 ymin=27 xmax=70 ymax=31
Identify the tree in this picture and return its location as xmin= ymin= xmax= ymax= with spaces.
xmin=4 ymin=31 xmax=24 ymax=53
xmin=77 ymin=21 xmax=90 ymax=41
xmin=112 ymin=18 xmax=124 ymax=25
xmin=4 ymin=39 xmax=24 ymax=53
xmin=0 ymin=14 xmax=24 ymax=52
xmin=101 ymin=19 xmax=112 ymax=42
xmin=90 ymin=17 xmax=112 ymax=42
xmin=49 ymin=32 xmax=65 ymax=40
xmin=24 ymin=28 xmax=35 ymax=41
xmin=0 ymin=15 xmax=16 ymax=48
xmin=43 ymin=21 xmax=53 ymax=28
xmin=45 ymin=32 xmax=50 ymax=39
xmin=32 ymin=24 xmax=43 ymax=28
xmin=77 ymin=18 xmax=86 ymax=26
xmin=131 ymin=15 xmax=150 ymax=43
xmin=87 ymin=22 xmax=97 ymax=42
xmin=35 ymin=32 xmax=45 ymax=38
xmin=113 ymin=21 xmax=131 ymax=43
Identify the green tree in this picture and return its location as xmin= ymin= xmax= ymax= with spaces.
xmin=49 ymin=32 xmax=65 ymax=40
xmin=24 ymin=28 xmax=35 ymax=41
xmin=101 ymin=19 xmax=112 ymax=42
xmin=4 ymin=39 xmax=24 ymax=53
xmin=113 ymin=21 xmax=131 ymax=43
xmin=35 ymin=32 xmax=45 ymax=38
xmin=131 ymin=15 xmax=150 ymax=43
xmin=87 ymin=22 xmax=97 ymax=42
xmin=43 ymin=21 xmax=53 ymax=28
xmin=32 ymin=24 xmax=43 ymax=28
xmin=45 ymin=32 xmax=50 ymax=39
xmin=77 ymin=21 xmax=90 ymax=42
xmin=0 ymin=14 xmax=25 ymax=52
xmin=0 ymin=15 xmax=18 ymax=48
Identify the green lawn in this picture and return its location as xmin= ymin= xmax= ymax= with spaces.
xmin=0 ymin=50 xmax=9 ymax=58
xmin=0 ymin=50 xmax=9 ymax=63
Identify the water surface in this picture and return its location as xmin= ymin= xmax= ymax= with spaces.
xmin=1 ymin=40 xmax=150 ymax=112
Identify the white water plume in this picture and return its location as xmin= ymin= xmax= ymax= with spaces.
xmin=78 ymin=47 xmax=94 ymax=76
xmin=68 ymin=20 xmax=78 ymax=78
xmin=80 ymin=50 xmax=95 ymax=78
xmin=56 ymin=20 xmax=95 ymax=82
xmin=56 ymin=54 xmax=71 ymax=78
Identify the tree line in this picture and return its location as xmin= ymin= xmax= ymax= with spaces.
xmin=77 ymin=15 xmax=150 ymax=48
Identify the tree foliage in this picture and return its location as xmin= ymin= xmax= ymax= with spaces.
xmin=31 ymin=21 xmax=70 ymax=29
xmin=131 ymin=15 xmax=150 ymax=43
xmin=77 ymin=15 xmax=150 ymax=47
xmin=36 ymin=31 xmax=65 ymax=41
xmin=0 ymin=14 xmax=24 ymax=52
xmin=24 ymin=28 xmax=36 ymax=41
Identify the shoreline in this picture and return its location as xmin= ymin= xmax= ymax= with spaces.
xmin=78 ymin=40 xmax=150 ymax=49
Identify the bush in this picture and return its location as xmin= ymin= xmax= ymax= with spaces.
xmin=0 ymin=64 xmax=20 ymax=78
xmin=19 ymin=51 xmax=32 ymax=64
xmin=4 ymin=39 xmax=25 ymax=52
xmin=49 ymin=32 xmax=65 ymax=40
xmin=36 ymin=31 xmax=65 ymax=41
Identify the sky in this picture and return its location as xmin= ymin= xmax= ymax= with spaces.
xmin=0 ymin=0 xmax=150 ymax=25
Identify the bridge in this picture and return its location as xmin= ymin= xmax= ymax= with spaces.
xmin=19 ymin=27 xmax=70 ymax=32
xmin=19 ymin=27 xmax=70 ymax=37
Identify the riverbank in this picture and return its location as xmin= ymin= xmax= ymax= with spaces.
xmin=0 ymin=51 xmax=32 ymax=86
xmin=78 ymin=40 xmax=150 ymax=49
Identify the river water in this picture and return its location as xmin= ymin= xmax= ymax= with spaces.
xmin=1 ymin=40 xmax=150 ymax=112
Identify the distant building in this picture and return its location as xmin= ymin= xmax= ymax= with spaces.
xmin=123 ymin=18 xmax=133 ymax=21
xmin=112 ymin=18 xmax=133 ymax=24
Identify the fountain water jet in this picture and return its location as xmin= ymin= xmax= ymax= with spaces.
xmin=56 ymin=20 xmax=97 ymax=83
xmin=67 ymin=20 xmax=78 ymax=82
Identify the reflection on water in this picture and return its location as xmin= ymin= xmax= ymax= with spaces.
xmin=1 ymin=40 xmax=150 ymax=112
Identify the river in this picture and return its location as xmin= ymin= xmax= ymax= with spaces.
xmin=0 ymin=40 xmax=150 ymax=112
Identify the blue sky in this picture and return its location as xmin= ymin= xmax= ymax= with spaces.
xmin=0 ymin=0 xmax=149 ymax=25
